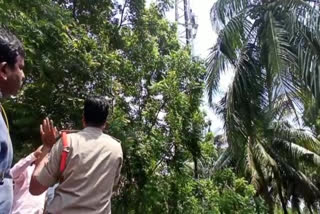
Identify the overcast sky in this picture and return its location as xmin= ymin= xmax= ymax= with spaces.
xmin=146 ymin=0 xmax=234 ymax=134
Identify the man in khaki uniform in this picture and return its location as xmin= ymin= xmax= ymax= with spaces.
xmin=30 ymin=97 xmax=123 ymax=214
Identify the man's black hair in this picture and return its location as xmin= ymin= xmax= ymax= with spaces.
xmin=0 ymin=27 xmax=25 ymax=68
xmin=84 ymin=97 xmax=109 ymax=127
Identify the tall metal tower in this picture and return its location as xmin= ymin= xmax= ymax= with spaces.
xmin=175 ymin=0 xmax=198 ymax=52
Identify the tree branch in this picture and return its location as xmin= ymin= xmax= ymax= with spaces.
xmin=119 ymin=0 xmax=129 ymax=29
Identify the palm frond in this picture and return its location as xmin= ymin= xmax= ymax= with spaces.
xmin=278 ymin=159 xmax=320 ymax=203
xmin=282 ymin=0 xmax=318 ymax=15
xmin=210 ymin=0 xmax=250 ymax=32
xmin=219 ymin=15 xmax=246 ymax=64
xmin=290 ymin=194 xmax=301 ymax=214
xmin=262 ymin=12 xmax=283 ymax=76
xmin=261 ymin=139 xmax=320 ymax=204
xmin=285 ymin=5 xmax=320 ymax=98
xmin=206 ymin=13 xmax=251 ymax=101
xmin=271 ymin=69 xmax=304 ymax=122
xmin=298 ymin=45 xmax=320 ymax=98
xmin=246 ymin=142 xmax=262 ymax=190
xmin=256 ymin=140 xmax=278 ymax=169
xmin=206 ymin=45 xmax=229 ymax=103
xmin=208 ymin=0 xmax=320 ymax=209
xmin=270 ymin=139 xmax=320 ymax=169
xmin=229 ymin=46 xmax=260 ymax=103
xmin=272 ymin=122 xmax=320 ymax=153
xmin=246 ymin=140 xmax=273 ymax=196
xmin=212 ymin=148 xmax=232 ymax=171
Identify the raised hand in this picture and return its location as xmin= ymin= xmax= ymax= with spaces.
xmin=40 ymin=117 xmax=58 ymax=149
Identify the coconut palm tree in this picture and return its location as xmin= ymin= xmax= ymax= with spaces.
xmin=206 ymin=0 xmax=320 ymax=213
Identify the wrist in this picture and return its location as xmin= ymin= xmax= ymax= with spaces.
xmin=41 ymin=145 xmax=52 ymax=153
xmin=30 ymin=153 xmax=38 ymax=162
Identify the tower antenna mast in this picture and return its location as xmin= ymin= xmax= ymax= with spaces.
xmin=174 ymin=0 xmax=198 ymax=54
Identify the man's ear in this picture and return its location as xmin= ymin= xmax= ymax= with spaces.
xmin=0 ymin=62 xmax=8 ymax=81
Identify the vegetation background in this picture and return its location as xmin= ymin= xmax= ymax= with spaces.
xmin=2 ymin=0 xmax=320 ymax=213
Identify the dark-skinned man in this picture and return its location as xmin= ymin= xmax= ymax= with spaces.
xmin=30 ymin=97 xmax=123 ymax=214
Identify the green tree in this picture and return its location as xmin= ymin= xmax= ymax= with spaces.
xmin=1 ymin=0 xmax=266 ymax=213
xmin=0 ymin=0 xmax=118 ymax=159
xmin=207 ymin=0 xmax=320 ymax=213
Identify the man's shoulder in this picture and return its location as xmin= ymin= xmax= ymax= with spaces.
xmin=102 ymin=133 xmax=121 ymax=145
xmin=102 ymin=134 xmax=122 ymax=154
xmin=67 ymin=129 xmax=121 ymax=149
xmin=106 ymin=134 xmax=120 ymax=142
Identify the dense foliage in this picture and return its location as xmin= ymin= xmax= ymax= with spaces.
xmin=207 ymin=0 xmax=320 ymax=213
xmin=0 ymin=0 xmax=265 ymax=213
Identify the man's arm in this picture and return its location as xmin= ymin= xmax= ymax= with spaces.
xmin=11 ymin=153 xmax=37 ymax=181
xmin=29 ymin=146 xmax=51 ymax=195
xmin=30 ymin=118 xmax=59 ymax=195
xmin=112 ymin=156 xmax=123 ymax=193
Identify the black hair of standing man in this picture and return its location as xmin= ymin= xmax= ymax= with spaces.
xmin=83 ymin=97 xmax=109 ymax=128
xmin=0 ymin=27 xmax=25 ymax=97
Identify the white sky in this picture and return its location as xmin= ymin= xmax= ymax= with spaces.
xmin=189 ymin=0 xmax=230 ymax=134
xmin=145 ymin=0 xmax=234 ymax=134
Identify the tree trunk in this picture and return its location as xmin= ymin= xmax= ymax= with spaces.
xmin=262 ymin=189 xmax=274 ymax=214
xmin=308 ymin=206 xmax=313 ymax=214
xmin=193 ymin=156 xmax=198 ymax=179
xmin=278 ymin=186 xmax=288 ymax=214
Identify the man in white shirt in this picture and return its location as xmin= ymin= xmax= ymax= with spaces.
xmin=11 ymin=146 xmax=46 ymax=214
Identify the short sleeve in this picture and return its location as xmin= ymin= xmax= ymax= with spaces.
xmin=113 ymin=152 xmax=123 ymax=192
xmin=114 ymin=156 xmax=122 ymax=183
xmin=36 ymin=139 xmax=63 ymax=187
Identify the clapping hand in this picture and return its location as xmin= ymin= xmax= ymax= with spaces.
xmin=40 ymin=117 xmax=58 ymax=149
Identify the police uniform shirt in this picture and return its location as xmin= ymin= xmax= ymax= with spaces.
xmin=36 ymin=127 xmax=123 ymax=214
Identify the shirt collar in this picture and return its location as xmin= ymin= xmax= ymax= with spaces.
xmin=83 ymin=126 xmax=103 ymax=134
